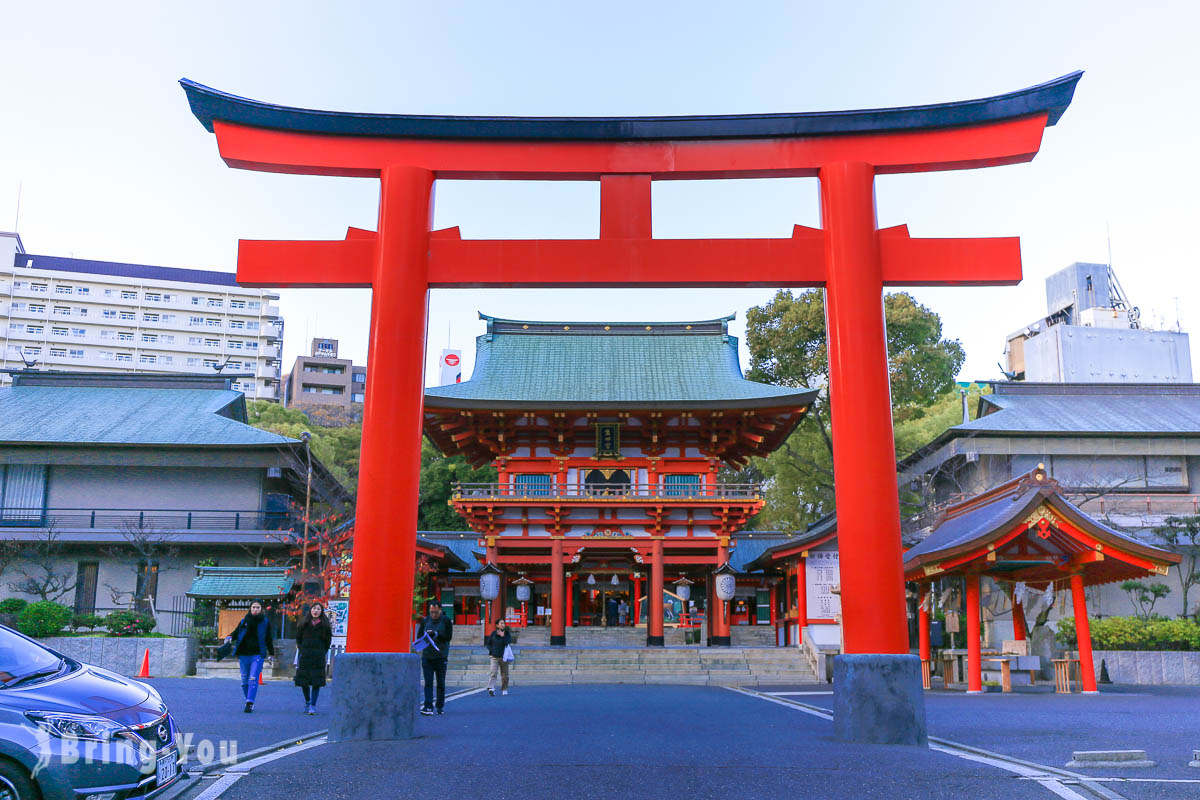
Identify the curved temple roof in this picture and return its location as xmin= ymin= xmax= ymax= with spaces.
xmin=181 ymin=73 xmax=1081 ymax=141
xmin=424 ymin=314 xmax=817 ymax=411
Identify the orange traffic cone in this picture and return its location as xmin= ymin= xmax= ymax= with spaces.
xmin=258 ymin=668 xmax=264 ymax=685
xmin=137 ymin=648 xmax=151 ymax=679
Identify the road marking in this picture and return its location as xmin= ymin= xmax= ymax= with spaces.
xmin=445 ymin=687 xmax=486 ymax=702
xmin=191 ymin=773 xmax=243 ymax=800
xmin=228 ymin=737 xmax=328 ymax=772
xmin=727 ymin=686 xmax=1126 ymax=800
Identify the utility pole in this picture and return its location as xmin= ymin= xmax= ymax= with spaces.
xmin=301 ymin=431 xmax=312 ymax=574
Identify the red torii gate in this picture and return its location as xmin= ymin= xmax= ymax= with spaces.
xmin=181 ymin=73 xmax=1078 ymax=736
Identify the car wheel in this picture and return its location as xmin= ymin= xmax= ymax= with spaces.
xmin=0 ymin=761 xmax=38 ymax=800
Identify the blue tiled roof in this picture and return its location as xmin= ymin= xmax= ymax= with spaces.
xmin=956 ymin=391 xmax=1200 ymax=436
xmin=18 ymin=253 xmax=243 ymax=288
xmin=187 ymin=566 xmax=293 ymax=599
xmin=0 ymin=385 xmax=293 ymax=447
xmin=425 ymin=315 xmax=816 ymax=409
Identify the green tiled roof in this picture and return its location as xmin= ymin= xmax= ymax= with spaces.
xmin=425 ymin=315 xmax=816 ymax=409
xmin=0 ymin=386 xmax=294 ymax=447
xmin=187 ymin=566 xmax=294 ymax=599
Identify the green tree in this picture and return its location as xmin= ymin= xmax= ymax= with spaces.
xmin=743 ymin=289 xmax=965 ymax=531
xmin=1152 ymin=515 xmax=1200 ymax=618
xmin=246 ymin=400 xmax=362 ymax=489
xmin=418 ymin=439 xmax=496 ymax=530
xmin=1119 ymin=580 xmax=1171 ymax=620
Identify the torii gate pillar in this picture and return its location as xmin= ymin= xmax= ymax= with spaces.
xmin=181 ymin=72 xmax=1080 ymax=742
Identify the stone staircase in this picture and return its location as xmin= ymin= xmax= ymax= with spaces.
xmin=444 ymin=642 xmax=816 ymax=687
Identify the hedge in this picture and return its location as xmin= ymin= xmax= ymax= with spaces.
xmin=16 ymin=602 xmax=73 ymax=638
xmin=103 ymin=610 xmax=156 ymax=637
xmin=1056 ymin=616 xmax=1200 ymax=651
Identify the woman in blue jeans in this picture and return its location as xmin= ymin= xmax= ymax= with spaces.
xmin=227 ymin=601 xmax=275 ymax=713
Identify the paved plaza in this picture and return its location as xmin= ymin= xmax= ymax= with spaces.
xmin=152 ymin=678 xmax=1200 ymax=800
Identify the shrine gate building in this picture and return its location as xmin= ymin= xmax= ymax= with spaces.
xmin=422 ymin=314 xmax=816 ymax=646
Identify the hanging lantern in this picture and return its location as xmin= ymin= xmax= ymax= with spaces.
xmin=587 ymin=574 xmax=597 ymax=585
xmin=611 ymin=574 xmax=619 ymax=586
xmin=512 ymin=576 xmax=534 ymax=603
xmin=674 ymin=576 xmax=694 ymax=602
xmin=479 ymin=563 xmax=502 ymax=601
xmin=714 ymin=563 xmax=737 ymax=602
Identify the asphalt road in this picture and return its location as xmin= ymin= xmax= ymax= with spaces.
xmin=207 ymin=684 xmax=1060 ymax=800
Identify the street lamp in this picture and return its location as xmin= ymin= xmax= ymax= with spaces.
xmin=300 ymin=431 xmax=312 ymax=574
xmin=512 ymin=575 xmax=534 ymax=628
xmin=714 ymin=563 xmax=737 ymax=636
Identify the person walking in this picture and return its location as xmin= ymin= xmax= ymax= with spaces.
xmin=293 ymin=602 xmax=332 ymax=715
xmin=484 ymin=618 xmax=512 ymax=697
xmin=227 ymin=600 xmax=275 ymax=713
xmin=617 ymin=598 xmax=629 ymax=626
xmin=416 ymin=601 xmax=453 ymax=716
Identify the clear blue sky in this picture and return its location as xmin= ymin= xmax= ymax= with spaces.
xmin=2 ymin=2 xmax=1197 ymax=385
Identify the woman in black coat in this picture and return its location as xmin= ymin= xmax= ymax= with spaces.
xmin=294 ymin=603 xmax=333 ymax=715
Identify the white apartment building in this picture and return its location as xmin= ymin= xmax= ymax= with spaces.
xmin=0 ymin=232 xmax=283 ymax=399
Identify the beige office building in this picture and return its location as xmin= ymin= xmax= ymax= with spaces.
xmin=283 ymin=338 xmax=366 ymax=409
xmin=0 ymin=233 xmax=283 ymax=399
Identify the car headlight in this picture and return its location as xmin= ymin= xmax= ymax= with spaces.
xmin=25 ymin=711 xmax=127 ymax=741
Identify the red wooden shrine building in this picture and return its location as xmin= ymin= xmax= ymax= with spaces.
xmin=422 ymin=314 xmax=816 ymax=646
xmin=904 ymin=467 xmax=1180 ymax=693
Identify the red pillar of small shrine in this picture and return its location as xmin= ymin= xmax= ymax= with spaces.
xmin=796 ymin=558 xmax=808 ymax=628
xmin=965 ymin=573 xmax=983 ymax=694
xmin=566 ymin=575 xmax=575 ymax=628
xmin=1070 ymin=573 xmax=1099 ymax=693
xmin=819 ymin=161 xmax=908 ymax=656
xmin=1010 ymin=585 xmax=1028 ymax=642
xmin=632 ymin=577 xmax=642 ymax=627
xmin=918 ymin=586 xmax=931 ymax=690
xmin=550 ymin=539 xmax=565 ymax=646
xmin=346 ymin=166 xmax=433 ymax=654
xmin=648 ymin=540 xmax=665 ymax=646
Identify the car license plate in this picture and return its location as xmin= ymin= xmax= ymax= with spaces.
xmin=156 ymin=749 xmax=179 ymax=785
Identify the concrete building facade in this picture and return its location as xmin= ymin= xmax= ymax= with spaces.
xmin=0 ymin=232 xmax=284 ymax=400
xmin=282 ymin=338 xmax=367 ymax=409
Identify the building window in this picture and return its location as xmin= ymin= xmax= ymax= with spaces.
xmin=144 ymin=292 xmax=161 ymax=302
xmin=103 ymin=309 xmax=117 ymax=319
xmin=229 ymin=320 xmax=245 ymax=329
xmin=207 ymin=298 xmax=223 ymax=308
xmin=10 ymin=303 xmax=25 ymax=311
xmin=68 ymin=349 xmax=84 ymax=360
xmin=121 ymin=290 xmax=137 ymax=300
xmin=351 ymin=392 xmax=365 ymax=403
xmin=142 ymin=334 xmax=157 ymax=343
xmin=22 ymin=346 xmax=40 ymax=356
xmin=74 ymin=562 xmax=99 ymax=613
xmin=161 ymin=355 xmax=173 ymax=364
xmin=203 ymin=359 xmax=218 ymax=368
xmin=11 ymin=281 xmax=22 ymax=289
xmin=162 ymin=314 xmax=176 ymax=322
xmin=104 ymin=289 xmax=114 ymax=297
xmin=53 ymin=307 xmax=71 ymax=317
xmin=302 ymin=385 xmax=344 ymax=395
xmin=162 ymin=293 xmax=175 ymax=302
xmin=230 ymin=300 xmax=246 ymax=309
xmin=352 ymin=372 xmax=366 ymax=383
xmin=76 ymin=287 xmax=89 ymax=296
xmin=514 ymin=474 xmax=553 ymax=496
xmin=226 ymin=361 xmax=241 ymax=370
xmin=139 ymin=354 xmax=156 ymax=364
xmin=26 ymin=325 xmax=43 ymax=335
xmin=189 ymin=316 xmax=203 ymax=326
xmin=135 ymin=562 xmax=159 ymax=605
xmin=247 ymin=321 xmax=260 ymax=331
xmin=161 ymin=334 xmax=174 ymax=344
xmin=143 ymin=313 xmax=159 ymax=322
xmin=7 ymin=323 xmax=23 ymax=332
xmin=191 ymin=297 xmax=200 ymax=305
xmin=0 ymin=465 xmax=48 ymax=523
xmin=116 ymin=353 xmax=132 ymax=363
xmin=188 ymin=336 xmax=203 ymax=345
xmin=28 ymin=304 xmax=45 ymax=313
xmin=77 ymin=308 xmax=87 ymax=316
xmin=245 ymin=342 xmax=258 ymax=350
xmin=117 ymin=332 xmax=134 ymax=342
xmin=662 ymin=474 xmax=702 ymax=497
xmin=119 ymin=311 xmax=135 ymax=321
xmin=29 ymin=283 xmax=47 ymax=293
xmin=205 ymin=319 xmax=221 ymax=328
xmin=49 ymin=348 xmax=67 ymax=358
xmin=186 ymin=357 xmax=200 ymax=366
xmin=204 ymin=338 xmax=220 ymax=348
xmin=51 ymin=327 xmax=68 ymax=337
xmin=54 ymin=285 xmax=72 ymax=295
xmin=98 ymin=351 xmax=114 ymax=361
xmin=71 ymin=328 xmax=86 ymax=338
xmin=228 ymin=340 xmax=243 ymax=350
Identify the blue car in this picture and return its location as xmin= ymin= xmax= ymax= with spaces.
xmin=0 ymin=625 xmax=181 ymax=799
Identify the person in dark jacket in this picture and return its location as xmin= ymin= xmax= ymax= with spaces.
xmin=227 ymin=601 xmax=275 ymax=713
xmin=416 ymin=601 xmax=453 ymax=716
xmin=293 ymin=603 xmax=332 ymax=715
xmin=484 ymin=618 xmax=512 ymax=696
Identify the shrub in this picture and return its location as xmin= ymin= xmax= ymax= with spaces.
xmin=16 ymin=601 xmax=73 ymax=638
xmin=1056 ymin=616 xmax=1200 ymax=651
xmin=69 ymin=613 xmax=105 ymax=633
xmin=104 ymin=610 xmax=156 ymax=637
xmin=0 ymin=598 xmax=29 ymax=615
xmin=182 ymin=625 xmax=217 ymax=642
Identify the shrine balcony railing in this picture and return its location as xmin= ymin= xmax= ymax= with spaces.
xmin=452 ymin=483 xmax=763 ymax=501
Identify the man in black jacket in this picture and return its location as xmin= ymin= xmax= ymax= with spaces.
xmin=417 ymin=601 xmax=453 ymax=715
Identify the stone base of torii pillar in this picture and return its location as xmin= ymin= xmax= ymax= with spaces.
xmin=834 ymin=654 xmax=928 ymax=746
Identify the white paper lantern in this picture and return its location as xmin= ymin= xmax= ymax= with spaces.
xmin=715 ymin=573 xmax=737 ymax=601
xmin=610 ymin=574 xmax=619 ymax=586
xmin=516 ymin=584 xmax=532 ymax=602
xmin=676 ymin=583 xmax=692 ymax=602
xmin=587 ymin=574 xmax=596 ymax=585
xmin=480 ymin=570 xmax=501 ymax=601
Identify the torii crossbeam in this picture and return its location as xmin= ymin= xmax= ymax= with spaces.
xmin=182 ymin=72 xmax=1079 ymax=740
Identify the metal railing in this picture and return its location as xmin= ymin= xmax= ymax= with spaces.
xmin=453 ymin=482 xmax=762 ymax=501
xmin=0 ymin=508 xmax=296 ymax=531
